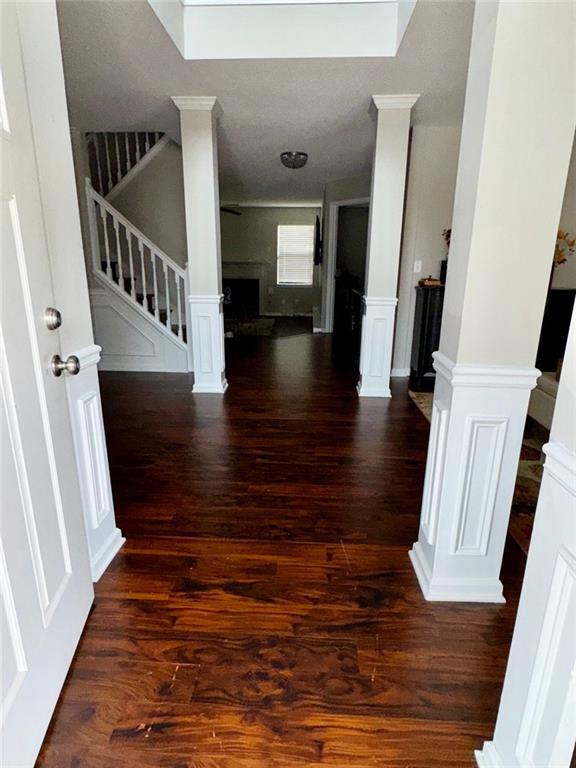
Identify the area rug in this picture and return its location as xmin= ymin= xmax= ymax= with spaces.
xmin=408 ymin=390 xmax=544 ymax=555
xmin=225 ymin=318 xmax=275 ymax=337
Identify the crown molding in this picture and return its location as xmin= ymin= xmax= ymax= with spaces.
xmin=171 ymin=97 xmax=223 ymax=117
xmin=370 ymin=94 xmax=420 ymax=112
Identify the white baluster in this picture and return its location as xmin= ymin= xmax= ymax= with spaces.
xmin=126 ymin=230 xmax=136 ymax=300
xmin=113 ymin=217 xmax=123 ymax=286
xmin=176 ymin=275 xmax=183 ymax=340
xmin=135 ymin=132 xmax=141 ymax=163
xmin=138 ymin=239 xmax=147 ymax=309
xmin=114 ymin=133 xmax=121 ymax=185
xmin=151 ymin=251 xmax=160 ymax=320
xmin=124 ymin=132 xmax=130 ymax=175
xmin=85 ymin=182 xmax=101 ymax=272
xmin=144 ymin=132 xmax=151 ymax=154
xmin=104 ymin=134 xmax=113 ymax=195
xmin=99 ymin=204 xmax=112 ymax=278
xmin=163 ymin=262 xmax=171 ymax=328
xmin=94 ymin=135 xmax=104 ymax=194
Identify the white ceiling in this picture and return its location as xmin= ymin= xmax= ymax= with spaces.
xmin=56 ymin=0 xmax=474 ymax=204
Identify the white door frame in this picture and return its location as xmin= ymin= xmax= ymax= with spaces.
xmin=323 ymin=197 xmax=370 ymax=333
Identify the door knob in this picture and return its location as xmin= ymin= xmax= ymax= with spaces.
xmin=51 ymin=354 xmax=80 ymax=377
xmin=44 ymin=307 xmax=62 ymax=330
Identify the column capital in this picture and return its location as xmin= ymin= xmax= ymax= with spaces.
xmin=370 ymin=94 xmax=419 ymax=113
xmin=171 ymin=96 xmax=223 ymax=118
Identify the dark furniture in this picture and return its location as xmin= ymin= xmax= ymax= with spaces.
xmin=222 ymin=278 xmax=259 ymax=320
xmin=410 ymin=285 xmax=445 ymax=392
xmin=333 ymin=273 xmax=363 ymax=363
xmin=536 ymin=288 xmax=575 ymax=372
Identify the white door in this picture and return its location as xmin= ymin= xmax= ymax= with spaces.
xmin=0 ymin=5 xmax=94 ymax=767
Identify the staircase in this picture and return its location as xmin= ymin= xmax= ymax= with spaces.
xmin=84 ymin=132 xmax=189 ymax=368
xmin=86 ymin=131 xmax=166 ymax=199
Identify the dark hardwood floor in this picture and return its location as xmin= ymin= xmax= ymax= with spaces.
xmin=37 ymin=327 xmax=525 ymax=767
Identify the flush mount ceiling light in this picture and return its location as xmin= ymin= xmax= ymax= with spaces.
xmin=280 ymin=151 xmax=308 ymax=170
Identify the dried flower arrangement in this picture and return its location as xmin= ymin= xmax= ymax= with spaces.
xmin=554 ymin=229 xmax=575 ymax=266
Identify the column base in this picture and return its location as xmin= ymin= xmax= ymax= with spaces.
xmin=192 ymin=378 xmax=229 ymax=394
xmin=356 ymin=379 xmax=391 ymax=398
xmin=91 ymin=527 xmax=125 ymax=582
xmin=474 ymin=743 xmax=502 ymax=768
xmin=409 ymin=543 xmax=505 ymax=603
xmin=357 ymin=297 xmax=397 ymax=399
xmin=188 ymin=294 xmax=227 ymax=395
xmin=410 ymin=353 xmax=539 ymax=604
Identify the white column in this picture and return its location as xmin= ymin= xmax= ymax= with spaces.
xmin=409 ymin=0 xmax=575 ymax=602
xmin=476 ymin=306 xmax=576 ymax=768
xmin=172 ymin=96 xmax=227 ymax=394
xmin=358 ymin=94 xmax=418 ymax=398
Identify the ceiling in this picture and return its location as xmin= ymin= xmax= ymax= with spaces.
xmin=56 ymin=0 xmax=474 ymax=204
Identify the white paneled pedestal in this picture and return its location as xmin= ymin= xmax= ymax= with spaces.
xmin=65 ymin=344 xmax=124 ymax=581
xmin=357 ymin=297 xmax=397 ymax=398
xmin=188 ymin=294 xmax=228 ymax=394
xmin=409 ymin=352 xmax=539 ymax=603
xmin=475 ymin=441 xmax=576 ymax=767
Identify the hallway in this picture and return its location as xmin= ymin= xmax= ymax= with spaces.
xmin=37 ymin=331 xmax=525 ymax=767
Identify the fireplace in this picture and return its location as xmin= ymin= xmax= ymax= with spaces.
xmin=223 ymin=278 xmax=260 ymax=319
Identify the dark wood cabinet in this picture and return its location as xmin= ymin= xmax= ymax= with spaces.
xmin=410 ymin=285 xmax=445 ymax=391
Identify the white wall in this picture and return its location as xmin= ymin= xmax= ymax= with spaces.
xmin=551 ymin=134 xmax=576 ymax=290
xmin=112 ymin=140 xmax=187 ymax=267
xmin=392 ymin=124 xmax=461 ymax=374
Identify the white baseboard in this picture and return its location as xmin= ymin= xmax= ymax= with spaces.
xmin=474 ymin=743 xmax=503 ymax=768
xmin=409 ymin=542 xmax=506 ymax=603
xmin=391 ymin=367 xmax=410 ymax=378
xmin=90 ymin=527 xmax=125 ymax=581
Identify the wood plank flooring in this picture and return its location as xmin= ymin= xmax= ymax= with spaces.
xmin=37 ymin=328 xmax=526 ymax=767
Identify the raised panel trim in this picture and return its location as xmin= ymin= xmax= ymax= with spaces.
xmin=198 ymin=314 xmax=214 ymax=373
xmin=8 ymin=197 xmax=72 ymax=603
xmin=421 ymin=400 xmax=448 ymax=545
xmin=0 ymin=331 xmax=51 ymax=617
xmin=516 ymin=547 xmax=576 ymax=764
xmin=0 ymin=539 xmax=27 ymax=725
xmin=75 ymin=391 xmax=113 ymax=530
xmin=452 ymin=415 xmax=508 ymax=556
xmin=369 ymin=317 xmax=387 ymax=377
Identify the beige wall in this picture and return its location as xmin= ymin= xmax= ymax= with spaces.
xmin=113 ymin=140 xmax=187 ymax=267
xmin=551 ymin=135 xmax=576 ymax=290
xmin=393 ymin=124 xmax=462 ymax=372
xmin=221 ymin=206 xmax=321 ymax=316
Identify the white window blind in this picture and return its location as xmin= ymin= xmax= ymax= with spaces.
xmin=277 ymin=225 xmax=315 ymax=286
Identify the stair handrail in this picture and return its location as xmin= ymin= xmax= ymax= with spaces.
xmin=86 ymin=179 xmax=186 ymax=280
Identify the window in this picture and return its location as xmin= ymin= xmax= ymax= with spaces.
xmin=277 ymin=224 xmax=315 ymax=286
